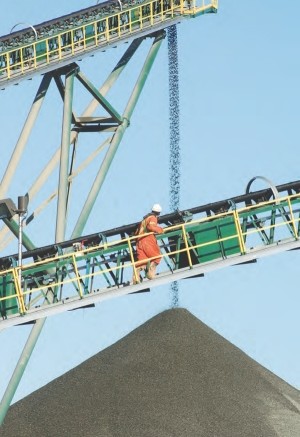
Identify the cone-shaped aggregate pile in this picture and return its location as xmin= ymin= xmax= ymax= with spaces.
xmin=1 ymin=309 xmax=300 ymax=436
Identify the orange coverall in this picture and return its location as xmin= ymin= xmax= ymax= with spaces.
xmin=135 ymin=214 xmax=164 ymax=269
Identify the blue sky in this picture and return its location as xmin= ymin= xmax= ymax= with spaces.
xmin=0 ymin=0 xmax=299 ymax=405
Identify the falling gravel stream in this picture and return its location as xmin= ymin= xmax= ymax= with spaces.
xmin=168 ymin=24 xmax=180 ymax=308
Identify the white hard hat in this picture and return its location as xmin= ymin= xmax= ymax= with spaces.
xmin=152 ymin=203 xmax=162 ymax=213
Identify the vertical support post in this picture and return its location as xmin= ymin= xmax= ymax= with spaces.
xmin=16 ymin=196 xmax=28 ymax=303
xmin=71 ymin=253 xmax=83 ymax=297
xmin=55 ymin=67 xmax=75 ymax=243
xmin=233 ymin=210 xmax=246 ymax=254
xmin=17 ymin=212 xmax=22 ymax=298
xmin=11 ymin=267 xmax=26 ymax=315
xmin=287 ymin=196 xmax=298 ymax=239
xmin=181 ymin=224 xmax=193 ymax=268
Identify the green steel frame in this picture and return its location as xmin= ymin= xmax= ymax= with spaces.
xmin=0 ymin=0 xmax=218 ymax=424
xmin=1 ymin=191 xmax=300 ymax=326
xmin=0 ymin=30 xmax=165 ymax=425
xmin=0 ymin=0 xmax=218 ymax=87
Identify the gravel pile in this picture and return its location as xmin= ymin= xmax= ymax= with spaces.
xmin=1 ymin=308 xmax=299 ymax=436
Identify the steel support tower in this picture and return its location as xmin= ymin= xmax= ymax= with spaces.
xmin=0 ymin=0 xmax=218 ymax=423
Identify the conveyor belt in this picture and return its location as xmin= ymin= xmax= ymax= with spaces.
xmin=0 ymin=0 xmax=218 ymax=88
xmin=1 ymin=179 xmax=299 ymax=329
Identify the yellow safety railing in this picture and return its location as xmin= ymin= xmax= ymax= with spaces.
xmin=0 ymin=0 xmax=217 ymax=82
xmin=0 ymin=190 xmax=299 ymax=320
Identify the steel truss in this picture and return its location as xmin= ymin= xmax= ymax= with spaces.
xmin=0 ymin=0 xmax=219 ymax=424
xmin=0 ymin=30 xmax=165 ymax=424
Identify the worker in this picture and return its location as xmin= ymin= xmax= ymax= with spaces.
xmin=133 ymin=204 xmax=164 ymax=284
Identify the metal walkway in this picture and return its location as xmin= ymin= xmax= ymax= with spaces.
xmin=0 ymin=0 xmax=218 ymax=88
xmin=1 ymin=179 xmax=300 ymax=329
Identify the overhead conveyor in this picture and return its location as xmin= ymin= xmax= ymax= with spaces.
xmin=0 ymin=0 xmax=218 ymax=88
xmin=1 ymin=178 xmax=300 ymax=329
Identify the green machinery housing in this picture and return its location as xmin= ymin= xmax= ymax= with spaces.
xmin=0 ymin=0 xmax=218 ymax=87
xmin=1 ymin=179 xmax=300 ymax=325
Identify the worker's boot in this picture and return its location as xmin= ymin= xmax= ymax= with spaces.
xmin=132 ymin=267 xmax=143 ymax=284
xmin=146 ymin=262 xmax=157 ymax=280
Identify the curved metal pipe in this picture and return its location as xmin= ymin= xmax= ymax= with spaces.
xmin=245 ymin=176 xmax=279 ymax=199
xmin=10 ymin=23 xmax=38 ymax=41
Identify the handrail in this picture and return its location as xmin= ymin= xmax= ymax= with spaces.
xmin=1 ymin=191 xmax=299 ymax=272
xmin=0 ymin=0 xmax=217 ymax=85
xmin=1 ymin=191 xmax=299 ymax=322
